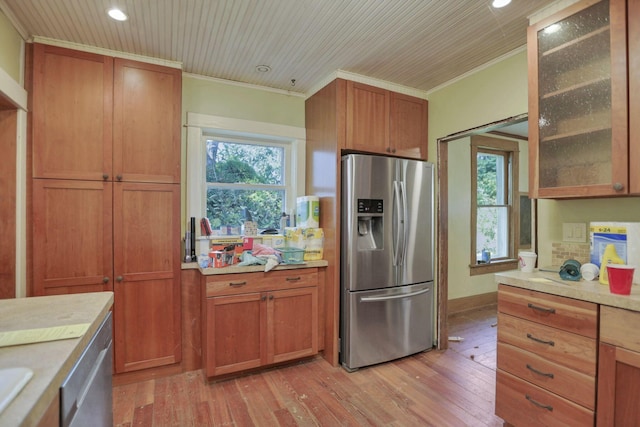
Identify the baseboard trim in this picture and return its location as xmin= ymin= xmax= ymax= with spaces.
xmin=448 ymin=292 xmax=497 ymax=314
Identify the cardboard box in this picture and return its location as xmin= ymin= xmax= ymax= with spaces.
xmin=590 ymin=222 xmax=640 ymax=284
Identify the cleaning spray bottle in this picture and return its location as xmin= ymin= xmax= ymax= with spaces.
xmin=599 ymin=244 xmax=625 ymax=285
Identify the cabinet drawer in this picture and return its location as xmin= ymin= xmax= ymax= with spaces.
xmin=497 ymin=342 xmax=595 ymax=410
xmin=496 ymin=370 xmax=594 ymax=427
xmin=601 ymin=305 xmax=640 ymax=352
xmin=205 ymin=269 xmax=318 ymax=297
xmin=498 ymin=284 xmax=598 ymax=338
xmin=498 ymin=312 xmax=596 ymax=376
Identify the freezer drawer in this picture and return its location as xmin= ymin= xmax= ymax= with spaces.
xmin=341 ymin=282 xmax=433 ymax=371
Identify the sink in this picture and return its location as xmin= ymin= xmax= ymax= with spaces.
xmin=0 ymin=367 xmax=33 ymax=414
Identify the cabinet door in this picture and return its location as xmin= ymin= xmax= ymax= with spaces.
xmin=32 ymin=179 xmax=113 ymax=296
xmin=31 ymin=43 xmax=113 ymax=181
xmin=528 ymin=0 xmax=628 ymax=198
xmin=113 ymin=59 xmax=181 ymax=184
xmin=345 ymin=81 xmax=389 ymax=154
xmin=267 ymin=287 xmax=318 ymax=364
xmin=597 ymin=343 xmax=640 ymax=426
xmin=113 ymin=182 xmax=181 ymax=372
xmin=629 ymin=0 xmax=640 ymax=194
xmin=389 ymin=92 xmax=428 ymax=160
xmin=205 ymin=293 xmax=266 ymax=376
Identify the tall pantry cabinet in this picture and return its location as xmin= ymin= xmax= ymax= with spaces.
xmin=29 ymin=43 xmax=182 ymax=373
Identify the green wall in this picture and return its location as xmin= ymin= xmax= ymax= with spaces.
xmin=0 ymin=9 xmax=23 ymax=83
xmin=429 ymin=50 xmax=529 ymax=300
xmin=182 ymin=75 xmax=305 ymax=128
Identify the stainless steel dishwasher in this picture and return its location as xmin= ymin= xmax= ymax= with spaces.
xmin=60 ymin=312 xmax=113 ymax=427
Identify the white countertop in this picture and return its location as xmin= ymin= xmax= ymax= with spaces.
xmin=496 ymin=270 xmax=640 ymax=312
xmin=0 ymin=292 xmax=114 ymax=427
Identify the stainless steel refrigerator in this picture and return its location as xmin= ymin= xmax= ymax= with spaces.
xmin=340 ymin=153 xmax=434 ymax=371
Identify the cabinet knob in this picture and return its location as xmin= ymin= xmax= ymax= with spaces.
xmin=391 ymin=148 xmax=396 ymax=153
xmin=269 ymin=295 xmax=274 ymax=300
xmin=103 ymin=277 xmax=110 ymax=283
xmin=613 ymin=182 xmax=624 ymax=191
xmin=103 ymin=173 xmax=109 ymax=181
xmin=261 ymin=295 xmax=267 ymax=301
xmin=386 ymin=147 xmax=391 ymax=153
xmin=116 ymin=174 xmax=123 ymax=181
xmin=116 ymin=276 xmax=124 ymax=282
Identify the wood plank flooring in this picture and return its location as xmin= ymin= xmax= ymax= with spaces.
xmin=113 ymin=305 xmax=501 ymax=426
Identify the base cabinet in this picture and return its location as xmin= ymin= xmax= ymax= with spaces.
xmin=203 ymin=269 xmax=319 ymax=378
xmin=597 ymin=306 xmax=640 ymax=426
xmin=495 ymin=284 xmax=597 ymax=426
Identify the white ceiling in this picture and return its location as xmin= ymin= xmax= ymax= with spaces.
xmin=0 ymin=0 xmax=556 ymax=96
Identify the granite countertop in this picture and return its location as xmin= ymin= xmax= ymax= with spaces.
xmin=0 ymin=292 xmax=114 ymax=427
xmin=182 ymin=259 xmax=329 ymax=275
xmin=496 ymin=270 xmax=640 ymax=312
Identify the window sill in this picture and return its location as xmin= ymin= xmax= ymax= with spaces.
xmin=469 ymin=259 xmax=518 ymax=276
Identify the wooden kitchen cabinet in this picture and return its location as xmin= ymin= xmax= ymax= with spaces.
xmin=28 ymin=43 xmax=182 ymax=374
xmin=345 ymin=80 xmax=428 ymax=159
xmin=597 ymin=305 xmax=640 ymax=426
xmin=202 ymin=269 xmax=319 ymax=377
xmin=32 ymin=179 xmax=113 ymax=295
xmin=31 ymin=43 xmax=181 ymax=184
xmin=527 ymin=0 xmax=629 ymax=198
xmin=495 ymin=284 xmax=598 ymax=426
xmin=113 ymin=182 xmax=181 ymax=373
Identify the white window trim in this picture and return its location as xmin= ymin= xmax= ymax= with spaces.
xmin=186 ymin=112 xmax=306 ymax=234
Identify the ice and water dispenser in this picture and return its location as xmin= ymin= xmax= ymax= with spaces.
xmin=356 ymin=199 xmax=383 ymax=250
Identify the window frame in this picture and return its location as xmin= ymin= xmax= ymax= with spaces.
xmin=203 ymin=134 xmax=291 ymax=230
xmin=469 ymin=135 xmax=519 ymax=275
xmin=185 ymin=112 xmax=305 ymax=240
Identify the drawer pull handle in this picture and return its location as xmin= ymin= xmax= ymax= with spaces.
xmin=525 ymin=394 xmax=553 ymax=412
xmin=527 ymin=303 xmax=556 ymax=314
xmin=286 ymin=276 xmax=301 ymax=281
xmin=229 ymin=281 xmax=247 ymax=287
xmin=526 ymin=364 xmax=554 ymax=378
xmin=526 ymin=333 xmax=555 ymax=346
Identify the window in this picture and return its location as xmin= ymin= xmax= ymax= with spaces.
xmin=185 ymin=112 xmax=305 ymax=238
xmin=204 ymin=135 xmax=289 ymax=230
xmin=470 ymin=135 xmax=519 ymax=271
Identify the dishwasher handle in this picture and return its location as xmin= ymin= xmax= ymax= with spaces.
xmin=360 ymin=288 xmax=430 ymax=302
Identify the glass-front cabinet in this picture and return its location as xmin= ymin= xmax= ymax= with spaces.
xmin=528 ymin=0 xmax=628 ymax=198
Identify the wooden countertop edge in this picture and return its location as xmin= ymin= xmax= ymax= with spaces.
xmin=182 ymin=260 xmax=329 ymax=275
xmin=495 ymin=270 xmax=640 ymax=312
xmin=0 ymin=292 xmax=114 ymax=427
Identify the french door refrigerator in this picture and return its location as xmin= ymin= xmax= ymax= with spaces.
xmin=341 ymin=153 xmax=434 ymax=371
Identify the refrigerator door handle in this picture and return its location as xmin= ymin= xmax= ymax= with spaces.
xmin=399 ymin=180 xmax=408 ymax=265
xmin=360 ymin=288 xmax=430 ymax=302
xmin=392 ymin=181 xmax=402 ymax=266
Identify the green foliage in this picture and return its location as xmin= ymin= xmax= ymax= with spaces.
xmin=205 ymin=139 xmax=285 ymax=230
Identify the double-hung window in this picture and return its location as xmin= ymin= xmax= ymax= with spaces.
xmin=470 ymin=135 xmax=519 ymax=273
xmin=204 ymin=135 xmax=289 ymax=230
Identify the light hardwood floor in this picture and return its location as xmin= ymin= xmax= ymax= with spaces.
xmin=113 ymin=305 xmax=501 ymax=426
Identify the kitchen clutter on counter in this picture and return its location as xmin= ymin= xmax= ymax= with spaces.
xmin=191 ymin=196 xmax=324 ymax=272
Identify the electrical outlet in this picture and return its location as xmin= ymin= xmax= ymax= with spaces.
xmin=562 ymin=223 xmax=587 ymax=243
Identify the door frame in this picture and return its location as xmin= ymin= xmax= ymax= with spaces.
xmin=435 ymin=113 xmax=532 ymax=349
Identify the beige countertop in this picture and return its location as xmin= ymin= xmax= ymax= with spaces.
xmin=496 ymin=270 xmax=640 ymax=312
xmin=182 ymin=259 xmax=328 ymax=275
xmin=0 ymin=292 xmax=114 ymax=427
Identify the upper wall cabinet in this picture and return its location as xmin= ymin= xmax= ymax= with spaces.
xmin=31 ymin=44 xmax=181 ymax=184
xmin=528 ymin=0 xmax=628 ymax=198
xmin=345 ymin=81 xmax=428 ymax=160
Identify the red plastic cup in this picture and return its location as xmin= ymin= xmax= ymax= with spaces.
xmin=607 ymin=265 xmax=635 ymax=295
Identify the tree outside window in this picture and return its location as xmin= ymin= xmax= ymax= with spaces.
xmin=205 ymin=137 xmax=288 ymax=231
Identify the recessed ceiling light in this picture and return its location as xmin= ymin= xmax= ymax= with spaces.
xmin=492 ymin=0 xmax=511 ymax=8
xmin=107 ymin=8 xmax=128 ymax=21
xmin=256 ymin=65 xmax=271 ymax=73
